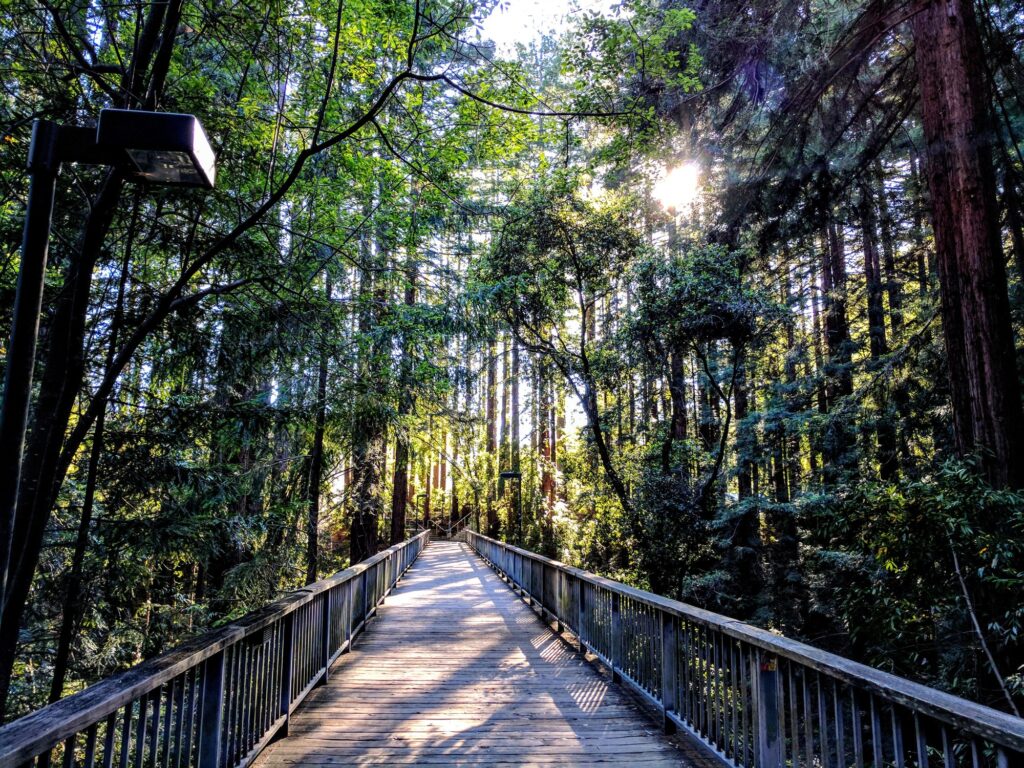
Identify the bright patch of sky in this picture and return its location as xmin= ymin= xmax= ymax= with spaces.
xmin=477 ymin=0 xmax=618 ymax=55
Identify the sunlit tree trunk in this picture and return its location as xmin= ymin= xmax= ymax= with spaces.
xmin=911 ymin=0 xmax=1024 ymax=488
xmin=305 ymin=274 xmax=331 ymax=583
xmin=485 ymin=341 xmax=499 ymax=536
xmin=860 ymin=186 xmax=898 ymax=481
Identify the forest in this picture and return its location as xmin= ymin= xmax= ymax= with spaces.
xmin=1 ymin=0 xmax=1023 ymax=729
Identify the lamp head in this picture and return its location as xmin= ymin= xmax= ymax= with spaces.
xmin=97 ymin=109 xmax=216 ymax=189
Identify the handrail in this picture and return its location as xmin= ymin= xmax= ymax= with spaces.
xmin=421 ymin=512 xmax=473 ymax=541
xmin=0 ymin=531 xmax=430 ymax=768
xmin=467 ymin=531 xmax=1024 ymax=768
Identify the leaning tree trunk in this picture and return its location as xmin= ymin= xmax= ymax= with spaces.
xmin=911 ymin=0 xmax=1024 ymax=488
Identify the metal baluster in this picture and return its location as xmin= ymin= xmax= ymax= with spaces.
xmin=917 ymin=716 xmax=933 ymax=768
xmin=801 ymin=670 xmax=813 ymax=766
xmin=101 ymin=712 xmax=117 ymax=768
xmin=224 ymin=647 xmax=237 ymax=765
xmin=172 ymin=674 xmax=185 ymax=768
xmin=84 ymin=724 xmax=98 ymax=768
xmin=710 ymin=629 xmax=719 ymax=748
xmin=133 ymin=695 xmax=147 ymax=768
xmin=940 ymin=726 xmax=954 ymax=768
xmin=788 ymin=665 xmax=801 ymax=768
xmin=160 ymin=680 xmax=174 ymax=768
xmin=703 ymin=625 xmax=712 ymax=739
xmin=835 ymin=681 xmax=847 ymax=768
xmin=851 ymin=689 xmax=865 ymax=768
xmin=870 ymin=695 xmax=883 ymax=768
xmin=741 ymin=646 xmax=753 ymax=767
xmin=244 ymin=641 xmax=256 ymax=755
xmin=179 ymin=671 xmax=197 ymax=768
xmin=731 ymin=641 xmax=740 ymax=762
xmin=891 ymin=706 xmax=905 ymax=768
xmin=817 ymin=673 xmax=830 ymax=768
xmin=60 ymin=735 xmax=74 ymax=768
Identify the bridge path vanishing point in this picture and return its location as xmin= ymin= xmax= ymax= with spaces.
xmin=253 ymin=540 xmax=692 ymax=767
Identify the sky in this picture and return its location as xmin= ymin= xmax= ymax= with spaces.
xmin=477 ymin=0 xmax=616 ymax=54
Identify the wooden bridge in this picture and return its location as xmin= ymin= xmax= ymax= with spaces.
xmin=1 ymin=532 xmax=1022 ymax=768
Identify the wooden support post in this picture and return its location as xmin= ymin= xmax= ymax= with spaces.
xmin=279 ymin=613 xmax=295 ymax=734
xmin=360 ymin=570 xmax=368 ymax=628
xmin=660 ymin=611 xmax=677 ymax=734
xmin=611 ymin=591 xmax=622 ymax=684
xmin=557 ymin=573 xmax=565 ymax=634
xmin=343 ymin=579 xmax=354 ymax=653
xmin=197 ymin=650 xmax=226 ymax=768
xmin=577 ymin=578 xmax=587 ymax=655
xmin=754 ymin=651 xmax=782 ymax=768
xmin=540 ymin=563 xmax=547 ymax=618
xmin=319 ymin=592 xmax=331 ymax=686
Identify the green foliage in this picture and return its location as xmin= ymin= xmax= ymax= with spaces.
xmin=804 ymin=460 xmax=1024 ymax=704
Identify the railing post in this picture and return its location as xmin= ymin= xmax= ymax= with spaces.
xmin=319 ymin=592 xmax=331 ymax=685
xmin=360 ymin=569 xmax=368 ymax=627
xmin=660 ymin=611 xmax=677 ymax=734
xmin=197 ymin=649 xmax=226 ymax=768
xmin=753 ymin=650 xmax=782 ymax=768
xmin=611 ymin=591 xmax=622 ymax=684
xmin=343 ymin=579 xmax=354 ymax=653
xmin=554 ymin=571 xmax=562 ymax=633
xmin=279 ymin=613 xmax=295 ymax=734
xmin=540 ymin=562 xmax=547 ymax=611
xmin=577 ymin=578 xmax=587 ymax=655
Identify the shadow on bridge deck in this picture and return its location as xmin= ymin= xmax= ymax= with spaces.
xmin=253 ymin=541 xmax=696 ymax=767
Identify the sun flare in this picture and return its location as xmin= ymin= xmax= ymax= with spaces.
xmin=653 ymin=162 xmax=701 ymax=211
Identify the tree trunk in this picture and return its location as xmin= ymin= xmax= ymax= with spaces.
xmin=860 ymin=185 xmax=898 ymax=481
xmin=305 ymin=275 xmax=331 ymax=584
xmin=511 ymin=340 xmax=521 ymax=540
xmin=485 ymin=341 xmax=499 ymax=537
xmin=911 ymin=0 xmax=1024 ymax=488
xmin=389 ymin=254 xmax=416 ymax=545
xmin=820 ymin=219 xmax=854 ymax=482
xmin=350 ymin=222 xmax=386 ymax=563
xmin=0 ymin=1 xmax=185 ymax=714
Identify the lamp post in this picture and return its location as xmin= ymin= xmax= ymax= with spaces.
xmin=499 ymin=471 xmax=522 ymax=543
xmin=0 ymin=110 xmax=216 ymax=607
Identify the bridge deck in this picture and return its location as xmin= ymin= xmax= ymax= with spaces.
xmin=254 ymin=541 xmax=690 ymax=766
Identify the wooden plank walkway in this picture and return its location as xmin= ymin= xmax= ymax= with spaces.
xmin=254 ymin=541 xmax=692 ymax=767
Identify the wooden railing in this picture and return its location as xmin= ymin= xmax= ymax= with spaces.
xmin=467 ymin=531 xmax=1024 ymax=768
xmin=0 ymin=531 xmax=430 ymax=768
xmin=409 ymin=512 xmax=473 ymax=542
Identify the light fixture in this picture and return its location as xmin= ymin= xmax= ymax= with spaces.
xmin=97 ymin=109 xmax=216 ymax=189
